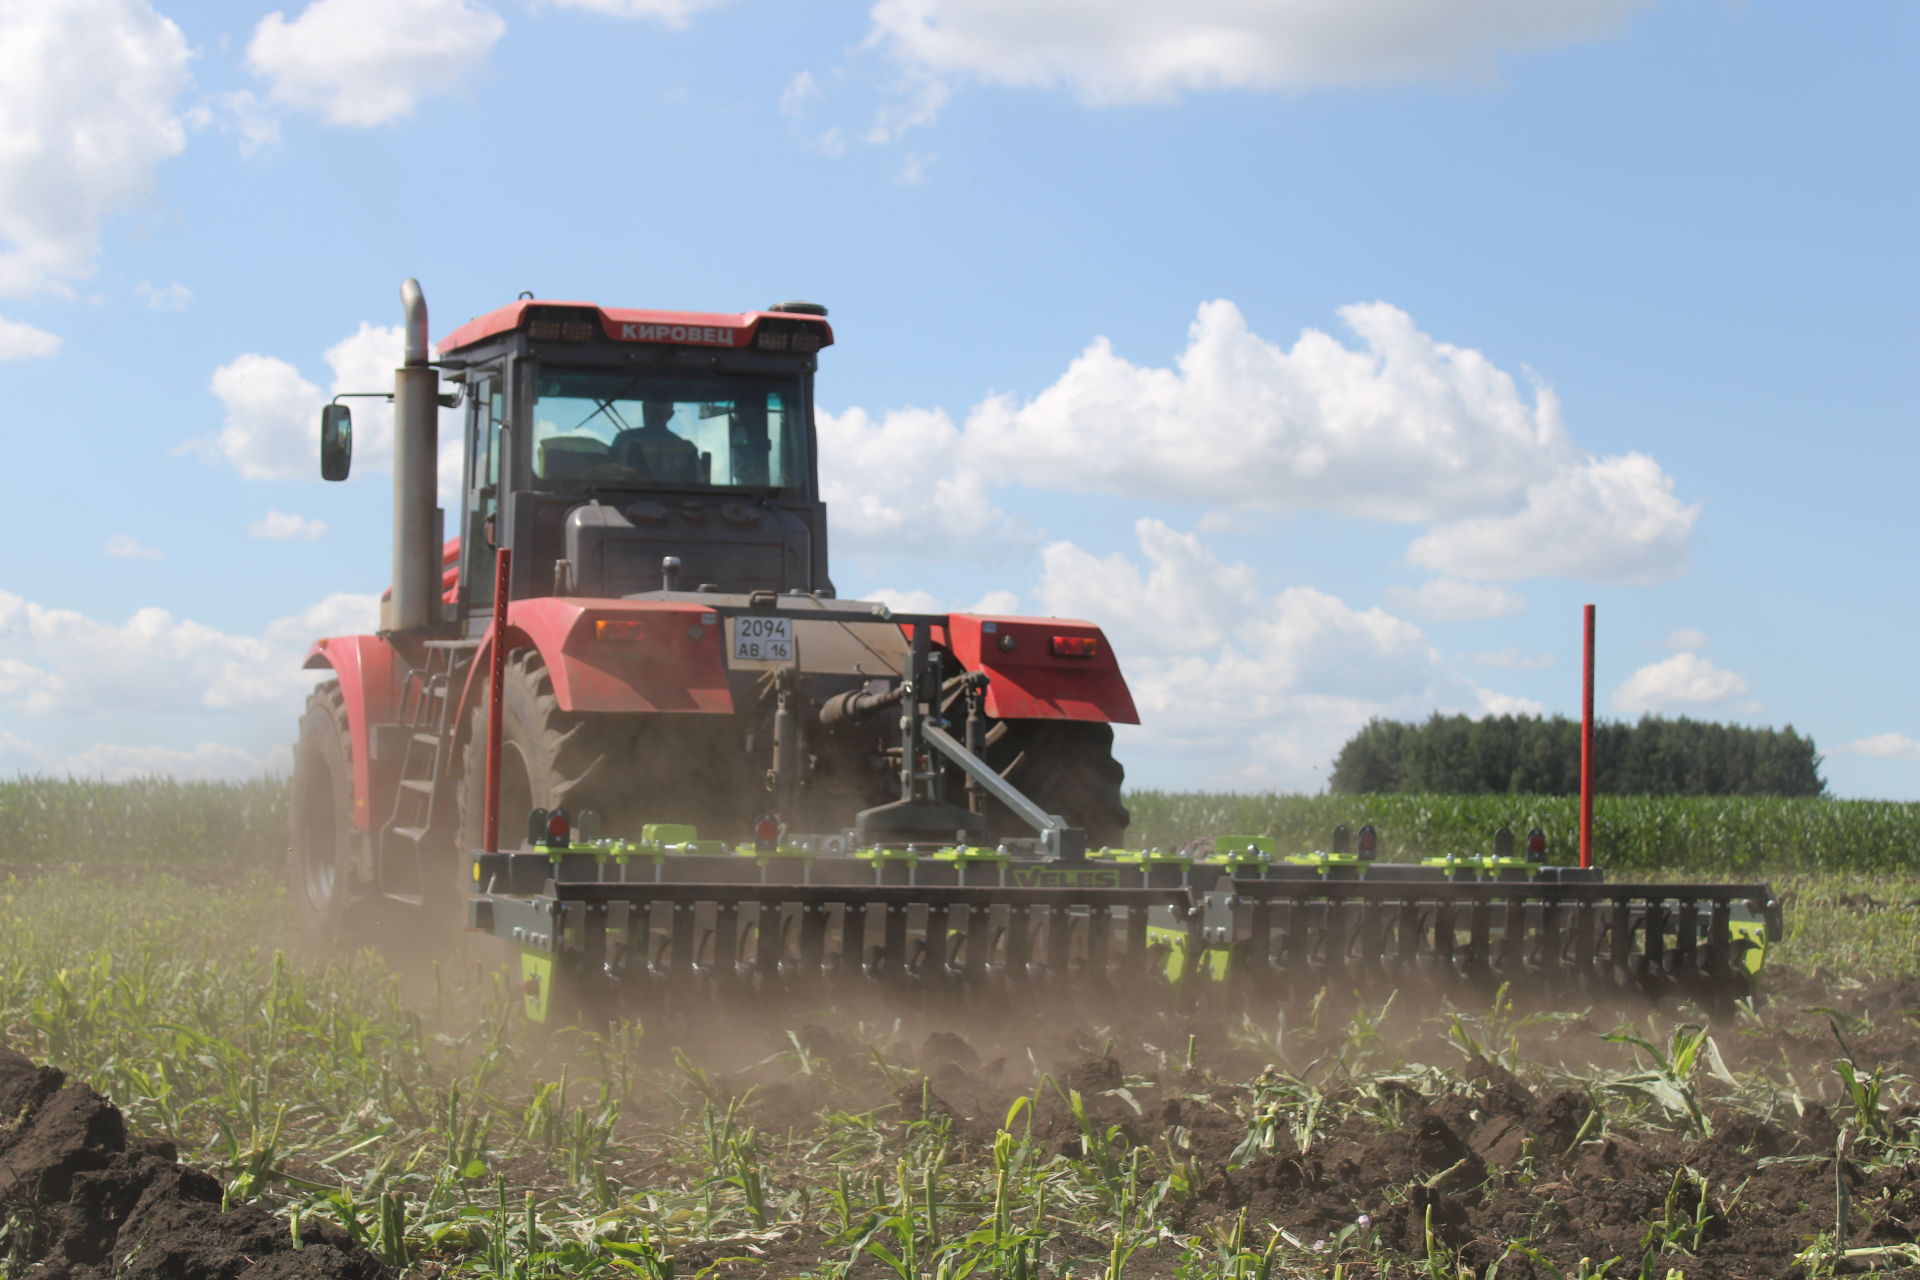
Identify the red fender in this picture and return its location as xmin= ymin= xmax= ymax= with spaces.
xmin=302 ymin=635 xmax=403 ymax=832
xmin=945 ymin=614 xmax=1139 ymax=724
xmin=445 ymin=597 xmax=735 ymax=747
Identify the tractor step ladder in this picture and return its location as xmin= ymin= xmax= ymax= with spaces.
xmin=377 ymin=639 xmax=479 ymax=906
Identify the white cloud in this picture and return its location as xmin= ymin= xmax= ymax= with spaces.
xmin=1467 ymin=648 xmax=1554 ymax=671
xmin=0 ymin=0 xmax=189 ymax=296
xmin=191 ymin=320 xmax=463 ymax=497
xmin=1408 ymin=452 xmax=1699 ymax=583
xmin=544 ymin=0 xmax=729 ymax=24
xmin=862 ymin=587 xmax=1024 ymax=616
xmin=1666 ymin=627 xmax=1709 ymax=652
xmin=184 ymin=90 xmax=281 ymax=155
xmin=248 ymin=0 xmax=506 ymax=127
xmin=816 ymin=404 xmax=1029 ymax=555
xmin=0 ymin=589 xmax=377 ymax=721
xmin=781 ymin=71 xmax=820 ymax=116
xmin=829 ymin=298 xmax=1693 ymax=582
xmin=1031 ymin=520 xmax=1536 ymax=788
xmin=1612 ymin=652 xmax=1758 ymax=716
xmin=1384 ymin=577 xmax=1525 ymax=621
xmin=136 ymin=281 xmax=192 ymax=311
xmin=868 ymin=0 xmax=1649 ymax=108
xmin=249 ymin=510 xmax=329 ymax=541
xmin=104 ymin=534 xmax=162 ymax=559
xmin=196 ymin=353 xmax=322 ymax=481
xmin=1835 ymin=733 xmax=1920 ymax=762
xmin=962 ymin=300 xmax=1573 ymax=523
xmin=0 ymin=317 xmax=60 ymax=361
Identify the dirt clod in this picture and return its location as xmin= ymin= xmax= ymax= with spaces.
xmin=0 ymin=1048 xmax=389 ymax=1280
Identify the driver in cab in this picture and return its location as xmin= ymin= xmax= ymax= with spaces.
xmin=613 ymin=400 xmax=702 ymax=484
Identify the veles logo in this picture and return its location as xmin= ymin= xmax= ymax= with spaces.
xmin=1012 ymin=867 xmax=1120 ymax=888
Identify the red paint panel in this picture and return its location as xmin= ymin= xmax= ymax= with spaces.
xmin=507 ymin=597 xmax=733 ymax=714
xmin=302 ymin=635 xmax=403 ymax=832
xmin=437 ymin=300 xmax=833 ymax=355
xmin=945 ymin=614 xmax=1139 ymax=724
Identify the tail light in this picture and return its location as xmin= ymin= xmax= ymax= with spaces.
xmin=1051 ymin=635 xmax=1099 ymax=658
xmin=545 ymin=808 xmax=571 ymax=848
xmin=1527 ymin=827 xmax=1548 ymax=862
xmin=1357 ymin=823 xmax=1377 ymax=858
xmin=596 ymin=618 xmax=646 ymax=641
xmin=754 ymin=813 xmax=780 ymax=854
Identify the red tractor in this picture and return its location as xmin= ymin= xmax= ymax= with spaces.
xmin=290 ymin=280 xmax=1136 ymax=940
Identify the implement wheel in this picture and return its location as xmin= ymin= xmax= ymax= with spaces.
xmin=456 ymin=650 xmax=643 ymax=854
xmin=984 ymin=719 xmax=1130 ymax=848
xmin=288 ymin=681 xmax=360 ymax=949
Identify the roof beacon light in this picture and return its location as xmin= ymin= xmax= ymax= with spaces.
xmin=1051 ymin=635 xmax=1099 ymax=659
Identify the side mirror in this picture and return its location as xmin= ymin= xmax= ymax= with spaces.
xmin=320 ymin=403 xmax=353 ymax=481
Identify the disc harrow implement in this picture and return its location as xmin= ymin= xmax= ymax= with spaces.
xmin=463 ymin=831 xmax=1781 ymax=1023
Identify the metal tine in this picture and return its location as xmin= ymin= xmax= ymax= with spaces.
xmin=923 ymin=902 xmax=952 ymax=989
xmin=1244 ymin=898 xmax=1275 ymax=998
xmin=755 ymin=903 xmax=783 ymax=984
xmin=1320 ymin=895 xmax=1350 ymax=987
xmin=1046 ymin=906 xmax=1073 ymax=982
xmin=879 ymin=902 xmax=910 ymax=983
xmin=1705 ymin=899 xmax=1732 ymax=981
xmin=1284 ymin=893 xmax=1311 ymax=999
xmin=1123 ymin=903 xmax=1149 ymax=982
xmin=799 ymin=903 xmax=829 ymax=981
xmin=1608 ymin=898 xmax=1634 ymax=984
xmin=1642 ymin=899 xmax=1667 ymax=988
xmin=1465 ymin=898 xmax=1494 ymax=980
xmin=1086 ymin=905 xmax=1111 ymax=985
xmin=1006 ymin=905 xmax=1032 ymax=982
xmin=1673 ymin=897 xmax=1699 ymax=981
xmin=964 ymin=903 xmax=993 ymax=981
xmin=840 ymin=901 xmax=868 ymax=981
xmin=712 ymin=902 xmax=741 ymax=992
xmin=670 ymin=901 xmax=697 ymax=983
xmin=1431 ymin=897 xmax=1457 ymax=980
xmin=1395 ymin=897 xmax=1422 ymax=980
xmin=582 ymin=901 xmax=609 ymax=983
xmin=1568 ymin=899 xmax=1597 ymax=991
xmin=1500 ymin=895 xmax=1526 ymax=979
xmin=1536 ymin=898 xmax=1563 ymax=983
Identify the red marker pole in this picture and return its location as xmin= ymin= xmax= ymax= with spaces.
xmin=482 ymin=547 xmax=512 ymax=854
xmin=1579 ymin=603 xmax=1595 ymax=869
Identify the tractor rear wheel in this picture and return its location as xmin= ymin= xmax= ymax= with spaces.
xmin=288 ymin=681 xmax=360 ymax=949
xmin=456 ymin=650 xmax=645 ymax=855
xmin=983 ymin=719 xmax=1130 ymax=848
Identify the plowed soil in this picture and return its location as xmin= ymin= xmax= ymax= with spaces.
xmin=0 ymin=1048 xmax=389 ymax=1280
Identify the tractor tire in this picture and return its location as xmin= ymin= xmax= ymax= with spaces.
xmin=456 ymin=650 xmax=646 ymax=855
xmin=983 ymin=719 xmax=1130 ymax=848
xmin=287 ymin=681 xmax=361 ymax=950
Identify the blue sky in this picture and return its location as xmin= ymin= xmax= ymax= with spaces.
xmin=0 ymin=0 xmax=1914 ymax=798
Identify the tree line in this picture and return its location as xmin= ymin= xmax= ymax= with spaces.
xmin=1328 ymin=713 xmax=1824 ymax=797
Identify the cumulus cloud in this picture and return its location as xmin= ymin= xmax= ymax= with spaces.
xmin=826 ymin=299 xmax=1695 ymax=582
xmin=184 ymin=90 xmax=282 ymax=155
xmin=249 ymin=510 xmax=329 ymax=541
xmin=136 ymin=281 xmax=192 ymax=311
xmin=1834 ymin=733 xmax=1920 ymax=761
xmin=0 ymin=589 xmax=378 ymax=721
xmin=868 ymin=0 xmax=1650 ymax=111
xmin=0 ymin=317 xmax=60 ymax=361
xmin=544 ymin=0 xmax=729 ymax=23
xmin=1031 ymin=520 xmax=1538 ymax=788
xmin=1612 ymin=652 xmax=1758 ymax=717
xmin=0 ymin=0 xmax=189 ymax=296
xmin=1467 ymin=648 xmax=1554 ymax=670
xmin=190 ymin=321 xmax=463 ymax=497
xmin=104 ymin=534 xmax=163 ymax=559
xmin=1384 ymin=577 xmax=1525 ymax=621
xmin=1667 ymin=627 xmax=1709 ymax=651
xmin=248 ymin=0 xmax=506 ymax=127
xmin=1407 ymin=452 xmax=1699 ymax=583
xmin=816 ymin=404 xmax=1029 ymax=556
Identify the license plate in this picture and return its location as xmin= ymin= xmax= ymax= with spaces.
xmin=733 ymin=615 xmax=794 ymax=662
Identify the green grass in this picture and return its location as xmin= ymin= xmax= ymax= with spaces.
xmin=7 ymin=776 xmax=1919 ymax=878
xmin=1125 ymin=790 xmax=1920 ymax=874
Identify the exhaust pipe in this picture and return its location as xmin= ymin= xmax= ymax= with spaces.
xmin=390 ymin=278 xmax=440 ymax=631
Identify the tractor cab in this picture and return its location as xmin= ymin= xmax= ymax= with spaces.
xmin=323 ymin=294 xmax=836 ymax=630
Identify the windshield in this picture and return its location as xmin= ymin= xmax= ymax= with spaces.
xmin=531 ymin=367 xmax=806 ymax=490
